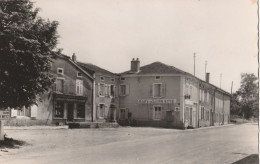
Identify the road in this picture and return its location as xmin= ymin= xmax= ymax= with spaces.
xmin=0 ymin=123 xmax=258 ymax=164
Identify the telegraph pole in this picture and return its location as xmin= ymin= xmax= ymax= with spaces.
xmin=205 ymin=60 xmax=207 ymax=80
xmin=220 ymin=74 xmax=222 ymax=89
xmin=231 ymin=81 xmax=233 ymax=94
xmin=193 ymin=53 xmax=196 ymax=76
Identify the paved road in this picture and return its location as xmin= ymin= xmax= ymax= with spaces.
xmin=0 ymin=123 xmax=258 ymax=164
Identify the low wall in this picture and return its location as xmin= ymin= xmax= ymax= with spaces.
xmin=4 ymin=118 xmax=53 ymax=126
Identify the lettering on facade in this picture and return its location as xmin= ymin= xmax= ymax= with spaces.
xmin=137 ymin=99 xmax=177 ymax=104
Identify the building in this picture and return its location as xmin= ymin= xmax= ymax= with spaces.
xmin=34 ymin=54 xmax=94 ymax=125
xmin=5 ymin=55 xmax=230 ymax=129
xmin=78 ymin=61 xmax=119 ymax=123
xmin=118 ymin=58 xmax=231 ymax=129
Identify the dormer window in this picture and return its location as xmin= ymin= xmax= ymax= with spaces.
xmin=77 ymin=72 xmax=82 ymax=77
xmin=155 ymin=76 xmax=161 ymax=80
xmin=57 ymin=68 xmax=64 ymax=75
xmin=100 ymin=76 xmax=104 ymax=81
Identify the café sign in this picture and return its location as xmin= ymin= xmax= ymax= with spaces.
xmin=137 ymin=99 xmax=177 ymax=104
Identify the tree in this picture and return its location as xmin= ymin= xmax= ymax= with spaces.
xmin=0 ymin=0 xmax=61 ymax=109
xmin=231 ymin=73 xmax=258 ymax=119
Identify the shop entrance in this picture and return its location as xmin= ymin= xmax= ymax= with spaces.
xmin=67 ymin=103 xmax=74 ymax=121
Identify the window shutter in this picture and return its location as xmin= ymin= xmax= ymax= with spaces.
xmin=125 ymin=84 xmax=130 ymax=95
xmin=115 ymin=86 xmax=118 ymax=97
xmin=162 ymin=83 xmax=166 ymax=98
xmin=161 ymin=106 xmax=164 ymax=120
xmin=119 ymin=85 xmax=122 ymax=96
xmin=149 ymin=106 xmax=153 ymax=120
xmin=149 ymin=84 xmax=153 ymax=98
xmin=96 ymin=83 xmax=100 ymax=97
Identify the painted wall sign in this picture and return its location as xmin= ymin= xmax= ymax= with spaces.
xmin=185 ymin=99 xmax=194 ymax=105
xmin=137 ymin=99 xmax=177 ymax=104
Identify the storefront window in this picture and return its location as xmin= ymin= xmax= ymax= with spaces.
xmin=77 ymin=103 xmax=85 ymax=118
xmin=55 ymin=101 xmax=64 ymax=118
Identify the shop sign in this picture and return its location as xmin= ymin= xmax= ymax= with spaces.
xmin=0 ymin=109 xmax=10 ymax=120
xmin=137 ymin=99 xmax=177 ymax=104
xmin=185 ymin=99 xmax=193 ymax=105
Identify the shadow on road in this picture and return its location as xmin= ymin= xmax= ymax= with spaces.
xmin=232 ymin=154 xmax=259 ymax=164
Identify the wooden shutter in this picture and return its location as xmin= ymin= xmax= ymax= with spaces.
xmin=96 ymin=83 xmax=100 ymax=97
xmin=115 ymin=86 xmax=118 ymax=97
xmin=162 ymin=83 xmax=166 ymax=98
xmin=125 ymin=84 xmax=130 ymax=95
xmin=119 ymin=85 xmax=122 ymax=96
xmin=149 ymin=106 xmax=153 ymax=120
xmin=149 ymin=84 xmax=153 ymax=98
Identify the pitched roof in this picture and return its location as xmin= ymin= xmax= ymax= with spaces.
xmin=78 ymin=62 xmax=115 ymax=76
xmin=121 ymin=61 xmax=191 ymax=75
xmin=120 ymin=61 xmax=230 ymax=96
xmin=55 ymin=54 xmax=94 ymax=80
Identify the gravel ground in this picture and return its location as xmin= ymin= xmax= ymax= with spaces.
xmin=0 ymin=123 xmax=258 ymax=164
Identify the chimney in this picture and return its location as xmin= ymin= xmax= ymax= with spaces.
xmin=72 ymin=53 xmax=76 ymax=62
xmin=130 ymin=58 xmax=140 ymax=73
xmin=206 ymin=73 xmax=210 ymax=83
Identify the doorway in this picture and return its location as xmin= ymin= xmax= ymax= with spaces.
xmin=67 ymin=103 xmax=74 ymax=121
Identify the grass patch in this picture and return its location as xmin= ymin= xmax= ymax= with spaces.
xmin=0 ymin=137 xmax=27 ymax=149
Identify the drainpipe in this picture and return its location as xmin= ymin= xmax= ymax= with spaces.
xmin=92 ymin=74 xmax=95 ymax=122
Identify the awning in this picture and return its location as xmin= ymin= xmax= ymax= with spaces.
xmin=53 ymin=93 xmax=88 ymax=103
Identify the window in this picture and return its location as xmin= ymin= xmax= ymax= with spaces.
xmin=77 ymin=103 xmax=85 ymax=118
xmin=98 ymin=104 xmax=105 ymax=119
xmin=99 ymin=83 xmax=105 ymax=96
xmin=153 ymin=106 xmax=162 ymax=120
xmin=55 ymin=79 xmax=64 ymax=93
xmin=120 ymin=85 xmax=126 ymax=95
xmin=57 ymin=68 xmax=64 ymax=75
xmin=100 ymin=76 xmax=104 ymax=81
xmin=54 ymin=101 xmax=64 ymax=118
xmin=120 ymin=77 xmax=125 ymax=81
xmin=76 ymin=79 xmax=83 ymax=95
xmin=155 ymin=76 xmax=161 ymax=80
xmin=111 ymin=78 xmax=115 ymax=82
xmin=153 ymin=83 xmax=162 ymax=98
xmin=77 ymin=72 xmax=82 ymax=77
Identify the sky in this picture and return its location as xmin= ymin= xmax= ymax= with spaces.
xmin=34 ymin=0 xmax=258 ymax=93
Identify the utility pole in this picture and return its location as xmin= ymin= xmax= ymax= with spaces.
xmin=205 ymin=60 xmax=207 ymax=80
xmin=193 ymin=53 xmax=196 ymax=76
xmin=220 ymin=74 xmax=222 ymax=89
xmin=231 ymin=81 xmax=233 ymax=94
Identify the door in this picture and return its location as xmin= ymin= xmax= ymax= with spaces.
xmin=189 ymin=108 xmax=192 ymax=126
xmin=67 ymin=103 xmax=74 ymax=121
xmin=120 ymin=109 xmax=126 ymax=120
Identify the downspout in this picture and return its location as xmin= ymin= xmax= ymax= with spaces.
xmin=92 ymin=74 xmax=95 ymax=122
